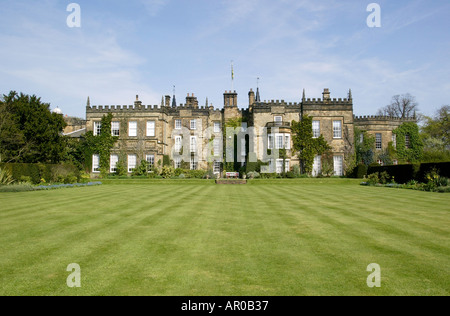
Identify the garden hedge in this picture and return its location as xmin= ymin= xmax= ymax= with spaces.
xmin=0 ymin=163 xmax=80 ymax=184
xmin=367 ymin=162 xmax=450 ymax=184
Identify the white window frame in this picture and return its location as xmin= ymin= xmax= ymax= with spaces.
xmin=146 ymin=154 xmax=155 ymax=168
xmin=175 ymin=119 xmax=182 ymax=130
xmin=128 ymin=154 xmax=137 ymax=173
xmin=312 ymin=120 xmax=320 ymax=138
xmin=146 ymin=121 xmax=156 ymax=137
xmin=333 ymin=155 xmax=343 ymax=176
xmin=392 ymin=134 xmax=397 ymax=148
xmin=333 ymin=120 xmax=342 ymax=139
xmin=190 ymin=157 xmax=197 ymax=170
xmin=312 ymin=155 xmax=322 ymax=177
xmin=174 ymin=136 xmax=182 ymax=153
xmin=190 ymin=119 xmax=197 ymax=130
xmin=92 ymin=154 xmax=100 ymax=173
xmin=94 ymin=122 xmax=102 ymax=136
xmin=274 ymin=116 xmax=283 ymax=125
xmin=111 ymin=122 xmax=120 ymax=137
xmin=284 ymin=134 xmax=291 ymax=150
xmin=275 ymin=133 xmax=284 ymax=150
xmin=110 ymin=154 xmax=119 ymax=173
xmin=375 ymin=133 xmax=382 ymax=150
xmin=190 ymin=136 xmax=197 ymax=153
xmin=214 ymin=122 xmax=221 ymax=133
xmin=129 ymin=121 xmax=137 ymax=137
xmin=174 ymin=157 xmax=181 ymax=169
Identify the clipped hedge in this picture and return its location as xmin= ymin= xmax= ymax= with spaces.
xmin=367 ymin=162 xmax=450 ymax=184
xmin=0 ymin=163 xmax=80 ymax=184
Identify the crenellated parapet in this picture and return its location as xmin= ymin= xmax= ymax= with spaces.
xmin=354 ymin=115 xmax=416 ymax=122
xmin=86 ymin=104 xmax=162 ymax=113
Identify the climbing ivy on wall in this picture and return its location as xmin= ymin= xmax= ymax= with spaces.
xmin=393 ymin=122 xmax=423 ymax=163
xmin=292 ymin=115 xmax=331 ymax=175
xmin=83 ymin=113 xmax=118 ymax=176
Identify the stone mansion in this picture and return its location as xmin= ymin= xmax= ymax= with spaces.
xmin=79 ymin=88 xmax=416 ymax=176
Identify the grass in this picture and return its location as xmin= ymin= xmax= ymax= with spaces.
xmin=0 ymin=178 xmax=448 ymax=296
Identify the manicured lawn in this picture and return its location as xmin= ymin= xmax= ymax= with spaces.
xmin=0 ymin=179 xmax=448 ymax=296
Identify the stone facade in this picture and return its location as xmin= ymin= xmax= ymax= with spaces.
xmin=85 ymin=88 xmax=414 ymax=175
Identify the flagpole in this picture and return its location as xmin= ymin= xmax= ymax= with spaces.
xmin=231 ymin=60 xmax=234 ymax=92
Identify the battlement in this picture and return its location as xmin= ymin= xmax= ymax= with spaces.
xmin=86 ymin=104 xmax=164 ymax=112
xmin=354 ymin=115 xmax=416 ymax=122
xmin=304 ymin=97 xmax=352 ymax=105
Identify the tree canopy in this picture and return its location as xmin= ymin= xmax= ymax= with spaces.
xmin=377 ymin=94 xmax=419 ymax=118
xmin=0 ymin=91 xmax=67 ymax=163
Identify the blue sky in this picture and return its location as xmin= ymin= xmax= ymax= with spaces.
xmin=0 ymin=0 xmax=449 ymax=118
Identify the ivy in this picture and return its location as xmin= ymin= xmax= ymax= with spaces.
xmin=354 ymin=127 xmax=375 ymax=166
xmin=393 ymin=122 xmax=423 ymax=163
xmin=292 ymin=115 xmax=331 ymax=174
xmin=83 ymin=113 xmax=118 ymax=176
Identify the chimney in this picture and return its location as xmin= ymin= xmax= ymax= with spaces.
xmin=248 ymin=89 xmax=255 ymax=106
xmin=322 ymin=88 xmax=331 ymax=101
xmin=134 ymin=95 xmax=142 ymax=107
xmin=165 ymin=95 xmax=171 ymax=107
xmin=186 ymin=93 xmax=198 ymax=108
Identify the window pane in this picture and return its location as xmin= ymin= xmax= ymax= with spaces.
xmin=190 ymin=119 xmax=196 ymax=130
xmin=146 ymin=155 xmax=155 ymax=167
xmin=333 ymin=121 xmax=342 ymax=138
xmin=376 ymin=133 xmax=382 ymax=150
xmin=129 ymin=122 xmax=137 ymax=137
xmin=333 ymin=155 xmax=343 ymax=176
xmin=175 ymin=119 xmax=182 ymax=130
xmin=111 ymin=122 xmax=120 ymax=136
xmin=190 ymin=136 xmax=197 ymax=153
xmin=174 ymin=136 xmax=182 ymax=152
xmin=312 ymin=121 xmax=320 ymax=138
xmin=147 ymin=121 xmax=155 ymax=137
xmin=94 ymin=122 xmax=102 ymax=136
xmin=92 ymin=154 xmax=100 ymax=172
xmin=313 ymin=155 xmax=322 ymax=177
xmin=110 ymin=155 xmax=118 ymax=173
xmin=128 ymin=155 xmax=137 ymax=173
xmin=284 ymin=134 xmax=291 ymax=149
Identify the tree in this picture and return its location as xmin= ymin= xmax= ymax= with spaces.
xmin=377 ymin=94 xmax=419 ymax=118
xmin=292 ymin=115 xmax=331 ymax=175
xmin=420 ymin=105 xmax=450 ymax=162
xmin=0 ymin=91 xmax=66 ymax=163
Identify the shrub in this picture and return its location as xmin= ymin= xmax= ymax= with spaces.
xmin=174 ymin=168 xmax=184 ymax=177
xmin=367 ymin=173 xmax=380 ymax=185
xmin=247 ymin=171 xmax=260 ymax=179
xmin=160 ymin=166 xmax=175 ymax=179
xmin=0 ymin=167 xmax=14 ymax=185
